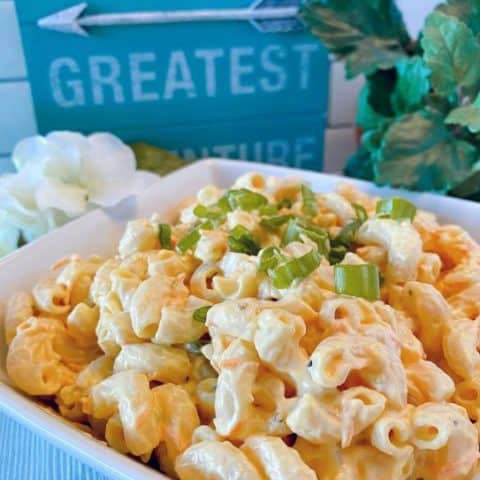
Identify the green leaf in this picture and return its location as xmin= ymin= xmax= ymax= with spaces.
xmin=374 ymin=110 xmax=477 ymax=191
xmin=436 ymin=0 xmax=480 ymax=36
xmin=344 ymin=146 xmax=376 ymax=181
xmin=421 ymin=11 xmax=480 ymax=97
xmin=300 ymin=0 xmax=410 ymax=78
xmin=367 ymin=69 xmax=398 ymax=117
xmin=131 ymin=142 xmax=187 ymax=176
xmin=345 ymin=38 xmax=405 ymax=78
xmin=449 ymin=161 xmax=480 ymax=199
xmin=391 ymin=56 xmax=431 ymax=114
xmin=445 ymin=92 xmax=480 ymax=132
xmin=356 ymin=83 xmax=390 ymax=131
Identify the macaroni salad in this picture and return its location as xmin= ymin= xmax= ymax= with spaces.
xmin=4 ymin=172 xmax=480 ymax=479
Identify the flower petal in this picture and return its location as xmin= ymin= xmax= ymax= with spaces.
xmin=88 ymin=171 xmax=159 ymax=207
xmin=35 ymin=177 xmax=88 ymax=217
xmin=45 ymin=131 xmax=88 ymax=183
xmin=84 ymin=133 xmax=137 ymax=206
xmin=11 ymin=136 xmax=55 ymax=180
xmin=0 ymin=214 xmax=19 ymax=257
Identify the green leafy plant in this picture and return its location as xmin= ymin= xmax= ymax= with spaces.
xmin=130 ymin=142 xmax=188 ymax=176
xmin=301 ymin=0 xmax=480 ymax=200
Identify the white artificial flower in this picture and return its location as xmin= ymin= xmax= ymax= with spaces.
xmin=0 ymin=131 xmax=158 ymax=243
xmin=0 ymin=212 xmax=20 ymax=257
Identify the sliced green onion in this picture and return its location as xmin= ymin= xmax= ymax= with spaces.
xmin=193 ymin=306 xmax=211 ymax=323
xmin=277 ymin=198 xmax=293 ymax=209
xmin=282 ymin=218 xmax=330 ymax=254
xmin=301 ymin=184 xmax=318 ymax=217
xmin=328 ymin=219 xmax=362 ymax=265
xmin=158 ymin=224 xmax=172 ymax=250
xmin=227 ymin=189 xmax=268 ymax=211
xmin=259 ymin=204 xmax=279 ymax=216
xmin=376 ymin=197 xmax=416 ymax=221
xmin=185 ymin=339 xmax=210 ymax=355
xmin=328 ymin=245 xmax=348 ymax=265
xmin=193 ymin=204 xmax=226 ymax=221
xmin=258 ymin=246 xmax=285 ymax=272
xmin=260 ymin=214 xmax=293 ymax=230
xmin=228 ymin=225 xmax=260 ymax=255
xmin=334 ymin=264 xmax=380 ymax=301
xmin=271 ymin=249 xmax=322 ymax=289
xmin=353 ymin=203 xmax=368 ymax=223
xmin=177 ymin=221 xmax=213 ymax=253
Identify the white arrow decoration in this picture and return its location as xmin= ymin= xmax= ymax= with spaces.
xmin=38 ymin=0 xmax=304 ymax=37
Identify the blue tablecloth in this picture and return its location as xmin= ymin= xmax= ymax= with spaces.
xmin=0 ymin=411 xmax=109 ymax=480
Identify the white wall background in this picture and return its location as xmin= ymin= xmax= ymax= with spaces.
xmin=0 ymin=0 xmax=439 ymax=173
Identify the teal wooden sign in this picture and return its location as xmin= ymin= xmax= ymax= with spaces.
xmin=15 ymin=1 xmax=329 ymax=170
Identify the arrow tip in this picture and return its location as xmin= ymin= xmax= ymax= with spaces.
xmin=38 ymin=3 xmax=89 ymax=36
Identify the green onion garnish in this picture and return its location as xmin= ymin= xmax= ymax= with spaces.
xmin=259 ymin=204 xmax=279 ymax=216
xmin=158 ymin=224 xmax=172 ymax=250
xmin=353 ymin=203 xmax=368 ymax=223
xmin=301 ymin=184 xmax=318 ymax=217
xmin=193 ymin=204 xmax=226 ymax=222
xmin=282 ymin=218 xmax=330 ymax=254
xmin=227 ymin=189 xmax=268 ymax=211
xmin=376 ymin=197 xmax=416 ymax=221
xmin=193 ymin=306 xmax=211 ymax=323
xmin=277 ymin=198 xmax=293 ymax=209
xmin=258 ymin=246 xmax=286 ymax=272
xmin=177 ymin=221 xmax=213 ymax=253
xmin=271 ymin=249 xmax=322 ymax=289
xmin=260 ymin=214 xmax=293 ymax=231
xmin=334 ymin=264 xmax=380 ymax=301
xmin=228 ymin=225 xmax=260 ymax=255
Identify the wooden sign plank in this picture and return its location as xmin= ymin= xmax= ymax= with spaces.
xmin=15 ymin=0 xmax=329 ymax=169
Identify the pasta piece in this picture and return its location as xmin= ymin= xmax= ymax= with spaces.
xmin=443 ymin=318 xmax=480 ymax=379
xmin=191 ymin=425 xmax=221 ymax=444
xmin=405 ymin=359 xmax=455 ymax=405
xmin=66 ymin=303 xmax=99 ymax=347
xmin=33 ymin=278 xmax=70 ymax=315
xmin=340 ymin=387 xmax=386 ymax=447
xmin=190 ymin=262 xmax=223 ymax=303
xmin=400 ymin=281 xmax=450 ymax=360
xmin=370 ymin=408 xmax=413 ymax=457
xmin=55 ymin=255 xmax=103 ymax=306
xmin=130 ymin=274 xmax=188 ymax=338
xmin=242 ymin=435 xmax=316 ymax=480
xmin=114 ymin=343 xmax=190 ymax=384
xmin=195 ymin=230 xmax=228 ymax=264
xmin=416 ymin=252 xmax=442 ymax=284
xmin=253 ymin=308 xmax=309 ymax=392
xmin=88 ymin=371 xmax=161 ymax=456
xmin=57 ymin=355 xmax=114 ymax=421
xmin=294 ymin=438 xmax=342 ymax=479
xmin=96 ymin=293 xmax=141 ymax=355
xmin=154 ymin=383 xmax=200 ymax=466
xmin=89 ymin=258 xmax=120 ymax=306
xmin=318 ymin=192 xmax=355 ymax=225
xmin=356 ymin=218 xmax=422 ymax=283
xmin=412 ymin=403 xmax=478 ymax=480
xmin=454 ymin=377 xmax=480 ymax=421
xmin=110 ymin=268 xmax=142 ymax=312
xmin=175 ymin=441 xmax=262 ymax=480
xmin=147 ymin=250 xmax=197 ymax=279
xmin=342 ymin=444 xmax=414 ymax=480
xmin=7 ymin=317 xmax=76 ymax=395
xmin=118 ymin=218 xmax=160 ymax=259
xmin=286 ymin=392 xmax=341 ymax=444
xmin=309 ymin=334 xmax=407 ymax=408
xmin=4 ymin=291 xmax=34 ymax=344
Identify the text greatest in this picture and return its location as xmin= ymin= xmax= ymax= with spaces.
xmin=49 ymin=43 xmax=321 ymax=107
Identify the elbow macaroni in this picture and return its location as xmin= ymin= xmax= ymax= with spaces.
xmin=5 ymin=173 xmax=480 ymax=479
